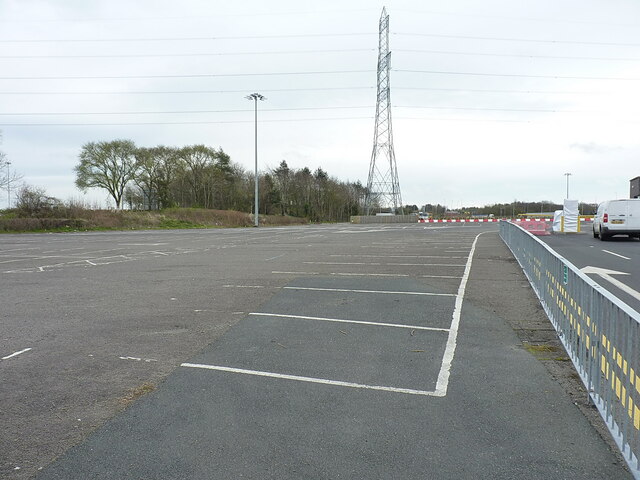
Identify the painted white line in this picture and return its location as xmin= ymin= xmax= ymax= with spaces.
xmin=0 ymin=258 xmax=31 ymax=265
xmin=2 ymin=348 xmax=32 ymax=360
xmin=272 ymin=271 xmax=410 ymax=278
xmin=284 ymin=286 xmax=455 ymax=297
xmin=304 ymin=262 xmax=466 ymax=267
xmin=330 ymin=254 xmax=467 ymax=259
xmin=434 ymin=231 xmax=485 ymax=397
xmin=181 ymin=363 xmax=436 ymax=396
xmin=249 ymin=312 xmax=450 ymax=332
xmin=119 ymin=356 xmax=158 ymax=362
xmin=118 ymin=243 xmax=168 ymax=246
xmin=223 ymin=285 xmax=266 ymax=288
xmin=421 ymin=275 xmax=463 ymax=279
xmin=581 ymin=266 xmax=640 ymax=302
xmin=602 ymin=250 xmax=631 ymax=260
xmin=272 ymin=271 xmax=320 ymax=275
xmin=330 ymin=272 xmax=410 ymax=277
xmin=265 ymin=253 xmax=287 ymax=261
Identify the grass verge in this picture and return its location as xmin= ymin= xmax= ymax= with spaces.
xmin=0 ymin=207 xmax=309 ymax=233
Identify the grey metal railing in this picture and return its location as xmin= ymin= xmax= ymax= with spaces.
xmin=500 ymin=220 xmax=640 ymax=478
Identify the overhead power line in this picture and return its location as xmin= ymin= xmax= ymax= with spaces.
xmin=393 ymin=8 xmax=640 ymax=29
xmin=396 ymin=48 xmax=640 ymax=62
xmin=2 ymin=69 xmax=636 ymax=82
xmin=0 ymin=8 xmax=376 ymax=23
xmin=0 ymin=106 xmax=373 ymax=116
xmin=0 ymin=104 xmax=616 ymax=117
xmin=1 ymin=31 xmax=638 ymax=47
xmin=0 ymin=70 xmax=372 ymax=80
xmin=396 ymin=69 xmax=640 ymax=81
xmin=0 ymin=86 xmax=607 ymax=96
xmin=0 ymin=48 xmax=375 ymax=59
xmin=0 ymin=33 xmax=375 ymax=43
xmin=394 ymin=32 xmax=640 ymax=47
xmin=1 ymin=48 xmax=633 ymax=62
xmin=0 ymin=116 xmax=374 ymax=127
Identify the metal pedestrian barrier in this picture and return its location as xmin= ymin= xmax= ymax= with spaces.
xmin=500 ymin=220 xmax=640 ymax=478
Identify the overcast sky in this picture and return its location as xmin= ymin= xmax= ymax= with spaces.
xmin=1 ymin=0 xmax=640 ymax=210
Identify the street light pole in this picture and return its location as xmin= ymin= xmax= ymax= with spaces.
xmin=246 ymin=93 xmax=265 ymax=227
xmin=564 ymin=172 xmax=572 ymax=199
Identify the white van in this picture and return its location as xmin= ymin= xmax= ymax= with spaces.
xmin=593 ymin=199 xmax=640 ymax=240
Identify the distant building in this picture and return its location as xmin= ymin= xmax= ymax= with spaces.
xmin=631 ymin=176 xmax=640 ymax=199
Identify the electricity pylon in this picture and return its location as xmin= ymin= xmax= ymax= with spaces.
xmin=364 ymin=7 xmax=402 ymax=215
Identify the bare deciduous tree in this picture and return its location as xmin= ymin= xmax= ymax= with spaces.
xmin=75 ymin=140 xmax=139 ymax=209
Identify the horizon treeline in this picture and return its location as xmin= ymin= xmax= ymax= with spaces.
xmin=74 ymin=139 xmax=366 ymax=222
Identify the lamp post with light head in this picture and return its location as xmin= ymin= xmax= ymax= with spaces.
xmin=246 ymin=93 xmax=265 ymax=227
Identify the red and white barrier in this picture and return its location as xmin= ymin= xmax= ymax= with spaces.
xmin=419 ymin=218 xmax=593 ymax=224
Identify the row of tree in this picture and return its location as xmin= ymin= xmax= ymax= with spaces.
xmin=420 ymin=201 xmax=598 ymax=217
xmin=75 ymin=139 xmax=367 ymax=222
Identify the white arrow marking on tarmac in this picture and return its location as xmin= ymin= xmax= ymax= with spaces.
xmin=581 ymin=266 xmax=640 ymax=302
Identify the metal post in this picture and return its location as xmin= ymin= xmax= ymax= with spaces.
xmin=246 ymin=93 xmax=265 ymax=227
xmin=564 ymin=172 xmax=571 ymax=199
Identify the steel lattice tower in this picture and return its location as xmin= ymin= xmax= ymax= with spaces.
xmin=364 ymin=7 xmax=402 ymax=215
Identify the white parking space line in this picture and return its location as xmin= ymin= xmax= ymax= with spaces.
xmin=271 ymin=271 xmax=412 ymax=278
xmin=265 ymin=253 xmax=287 ymax=261
xmin=421 ymin=275 xmax=463 ymax=279
xmin=249 ymin=312 xmax=450 ymax=332
xmin=272 ymin=271 xmax=320 ymax=275
xmin=434 ymin=232 xmax=484 ymax=397
xmin=0 ymin=258 xmax=33 ymax=265
xmin=304 ymin=262 xmax=466 ymax=267
xmin=181 ymin=363 xmax=437 ymax=397
xmin=223 ymin=285 xmax=267 ymax=289
xmin=602 ymin=250 xmax=631 ymax=260
xmin=284 ymin=286 xmax=455 ymax=297
xmin=2 ymin=348 xmax=32 ymax=360
xmin=330 ymin=254 xmax=467 ymax=259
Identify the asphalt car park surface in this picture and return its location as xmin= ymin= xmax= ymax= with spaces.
xmin=539 ymin=229 xmax=640 ymax=313
xmin=0 ymin=224 xmax=631 ymax=479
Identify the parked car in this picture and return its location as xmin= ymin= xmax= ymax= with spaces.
xmin=593 ymin=199 xmax=640 ymax=240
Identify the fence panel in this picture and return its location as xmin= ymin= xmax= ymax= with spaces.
xmin=500 ymin=220 xmax=640 ymax=478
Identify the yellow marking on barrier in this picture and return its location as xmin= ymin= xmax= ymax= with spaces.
xmin=618 ymin=352 xmax=623 ymax=369
xmin=631 ymin=368 xmax=635 ymax=385
xmin=616 ymin=376 xmax=622 ymax=399
xmin=577 ymin=322 xmax=581 ymax=337
xmin=613 ymin=346 xmax=617 ymax=360
xmin=635 ymin=406 xmax=640 ymax=430
xmin=624 ymin=360 xmax=628 ymax=375
xmin=578 ymin=306 xmax=582 ymax=316
xmin=630 ymin=397 xmax=634 ymax=420
xmin=637 ymin=375 xmax=640 ymax=394
xmin=586 ymin=335 xmax=590 ymax=349
xmin=601 ymin=355 xmax=606 ymax=374
xmin=622 ymin=386 xmax=627 ymax=407
xmin=602 ymin=334 xmax=607 ymax=345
